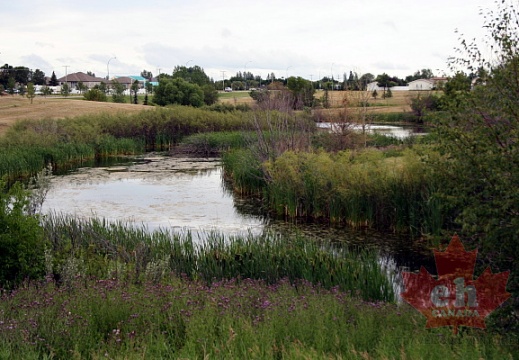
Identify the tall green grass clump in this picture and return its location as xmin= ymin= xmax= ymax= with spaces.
xmin=98 ymin=106 xmax=247 ymax=150
xmin=40 ymin=214 xmax=393 ymax=301
xmin=179 ymin=131 xmax=252 ymax=155
xmin=263 ymin=148 xmax=442 ymax=234
xmin=222 ymin=146 xmax=442 ymax=235
xmin=221 ymin=149 xmax=266 ymax=195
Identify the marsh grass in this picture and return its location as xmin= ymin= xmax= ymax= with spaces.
xmin=0 ymin=106 xmax=249 ymax=181
xmin=179 ymin=131 xmax=252 ymax=155
xmin=41 ymin=214 xmax=393 ymax=301
xmin=223 ymin=147 xmax=443 ymax=235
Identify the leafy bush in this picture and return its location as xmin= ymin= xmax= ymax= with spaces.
xmin=0 ymin=182 xmax=46 ymax=289
xmin=83 ymin=88 xmax=107 ymax=102
xmin=409 ymin=92 xmax=441 ymax=120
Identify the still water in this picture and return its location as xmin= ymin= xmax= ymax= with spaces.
xmin=41 ymin=155 xmax=265 ymax=236
xmin=41 ymin=154 xmax=435 ymax=279
xmin=316 ymin=123 xmax=427 ymax=139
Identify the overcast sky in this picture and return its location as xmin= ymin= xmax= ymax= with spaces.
xmin=1 ymin=0 xmax=499 ymax=81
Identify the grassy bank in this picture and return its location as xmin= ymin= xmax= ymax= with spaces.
xmin=1 ymin=276 xmax=514 ymax=359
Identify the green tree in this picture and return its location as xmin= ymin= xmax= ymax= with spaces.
xmin=0 ymin=64 xmax=14 ymax=88
xmin=431 ymin=0 xmax=519 ymax=333
xmin=202 ymin=84 xmax=218 ymax=105
xmin=7 ymin=76 xmax=16 ymax=94
xmin=376 ymin=73 xmax=397 ymax=97
xmin=145 ymin=81 xmax=154 ymax=94
xmin=76 ymin=81 xmax=87 ymax=94
xmin=443 ymin=72 xmax=471 ymax=97
xmin=141 ymin=69 xmax=153 ymax=81
xmin=13 ymin=66 xmax=30 ymax=85
xmin=131 ymin=80 xmax=139 ymax=104
xmin=60 ymin=83 xmax=70 ymax=97
xmin=154 ymin=77 xmax=204 ymax=107
xmin=26 ymin=82 xmax=36 ymax=104
xmin=322 ymin=89 xmax=330 ymax=108
xmin=371 ymin=89 xmax=378 ymax=100
xmin=359 ymin=73 xmax=375 ymax=90
xmin=84 ymin=88 xmax=107 ymax=102
xmin=42 ymin=85 xmax=53 ymax=97
xmin=172 ymin=65 xmax=211 ymax=86
xmin=287 ymin=76 xmax=315 ymax=109
xmin=32 ymin=69 xmax=46 ymax=85
xmin=111 ymin=79 xmax=126 ymax=103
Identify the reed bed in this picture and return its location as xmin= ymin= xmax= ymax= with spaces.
xmin=178 ymin=131 xmax=252 ymax=155
xmin=40 ymin=214 xmax=394 ymax=302
xmin=222 ymin=147 xmax=442 ymax=235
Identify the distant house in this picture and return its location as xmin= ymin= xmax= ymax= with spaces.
xmin=408 ymin=77 xmax=447 ymax=91
xmin=367 ymin=82 xmax=409 ymax=91
xmin=57 ymin=72 xmax=106 ymax=90
xmin=367 ymin=82 xmax=383 ymax=91
xmin=114 ymin=75 xmax=148 ymax=90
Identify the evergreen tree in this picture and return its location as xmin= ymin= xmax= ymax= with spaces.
xmin=49 ymin=71 xmax=58 ymax=86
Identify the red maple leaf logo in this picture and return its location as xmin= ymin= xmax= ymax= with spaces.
xmin=401 ymin=234 xmax=510 ymax=334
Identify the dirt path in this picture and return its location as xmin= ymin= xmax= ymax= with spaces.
xmin=0 ymin=95 xmax=151 ymax=136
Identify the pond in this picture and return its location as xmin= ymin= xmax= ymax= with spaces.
xmin=41 ymin=155 xmax=266 ymax=237
xmin=40 ymin=154 xmax=436 ymax=292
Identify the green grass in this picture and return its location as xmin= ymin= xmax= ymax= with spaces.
xmin=370 ymin=112 xmax=419 ymax=123
xmin=0 ymin=275 xmax=515 ymax=359
xmin=218 ymin=90 xmax=252 ymax=100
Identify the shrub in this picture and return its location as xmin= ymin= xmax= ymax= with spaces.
xmin=0 ymin=182 xmax=46 ymax=289
xmin=83 ymin=89 xmax=107 ymax=102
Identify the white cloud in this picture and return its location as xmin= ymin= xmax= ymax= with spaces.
xmin=0 ymin=0 xmax=500 ymax=80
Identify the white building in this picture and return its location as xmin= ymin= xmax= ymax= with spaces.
xmin=408 ymin=77 xmax=447 ymax=91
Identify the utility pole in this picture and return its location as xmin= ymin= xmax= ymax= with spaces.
xmin=221 ymin=70 xmax=226 ymax=91
xmin=107 ymin=56 xmax=116 ymax=80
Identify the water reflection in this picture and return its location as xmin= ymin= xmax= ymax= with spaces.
xmin=316 ymin=123 xmax=427 ymax=139
xmin=41 ymin=155 xmax=266 ymax=237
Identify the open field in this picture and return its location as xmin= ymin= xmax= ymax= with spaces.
xmin=0 ymin=95 xmax=151 ymax=136
xmin=218 ymin=89 xmax=414 ymax=114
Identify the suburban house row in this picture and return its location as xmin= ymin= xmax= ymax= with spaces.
xmin=42 ymin=72 xmax=159 ymax=94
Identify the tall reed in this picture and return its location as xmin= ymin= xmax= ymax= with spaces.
xmin=223 ymin=147 xmax=443 ymax=235
xmin=41 ymin=214 xmax=394 ymax=301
